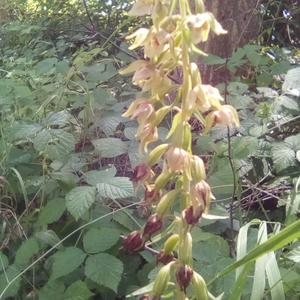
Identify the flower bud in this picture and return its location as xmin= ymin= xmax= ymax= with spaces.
xmin=154 ymin=169 xmax=172 ymax=190
xmin=143 ymin=214 xmax=163 ymax=238
xmin=137 ymin=123 xmax=158 ymax=152
xmin=191 ymin=180 xmax=214 ymax=212
xmin=152 ymin=261 xmax=174 ymax=297
xmin=156 ymin=250 xmax=174 ymax=265
xmin=132 ymin=163 xmax=153 ymax=184
xmin=176 ymin=265 xmax=194 ymax=292
xmin=139 ymin=295 xmax=160 ymax=300
xmin=156 ymin=190 xmax=178 ymax=217
xmin=163 ymin=234 xmax=179 ymax=254
xmin=165 ymin=146 xmax=190 ymax=173
xmin=192 ymin=272 xmax=209 ymax=300
xmin=148 ymin=143 xmax=169 ymax=166
xmin=183 ymin=205 xmax=203 ymax=225
xmin=190 ymin=155 xmax=206 ymax=181
xmin=122 ymin=231 xmax=145 ymax=254
xmin=178 ymin=232 xmax=193 ymax=264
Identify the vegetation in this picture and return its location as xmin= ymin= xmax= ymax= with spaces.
xmin=0 ymin=0 xmax=299 ymax=299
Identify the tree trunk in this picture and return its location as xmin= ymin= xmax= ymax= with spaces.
xmin=200 ymin=0 xmax=262 ymax=84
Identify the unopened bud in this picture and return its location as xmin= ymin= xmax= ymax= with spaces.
xmin=123 ymin=231 xmax=145 ymax=254
xmin=176 ymin=265 xmax=194 ymax=292
xmin=192 ymin=272 xmax=209 ymax=300
xmin=190 ymin=155 xmax=206 ymax=181
xmin=143 ymin=214 xmax=163 ymax=238
xmin=156 ymin=190 xmax=178 ymax=217
xmin=178 ymin=232 xmax=193 ymax=264
xmin=148 ymin=143 xmax=169 ymax=166
xmin=152 ymin=261 xmax=174 ymax=297
xmin=183 ymin=205 xmax=203 ymax=225
xmin=154 ymin=170 xmax=172 ymax=190
xmin=163 ymin=234 xmax=179 ymax=254
xmin=191 ymin=180 xmax=214 ymax=212
xmin=156 ymin=250 xmax=174 ymax=265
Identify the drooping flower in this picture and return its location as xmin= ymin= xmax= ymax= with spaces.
xmin=128 ymin=0 xmax=154 ymax=16
xmin=205 ymin=104 xmax=240 ymax=131
xmin=165 ymin=146 xmax=190 ymax=173
xmin=122 ymin=98 xmax=155 ymax=127
xmin=137 ymin=123 xmax=159 ymax=152
xmin=156 ymin=250 xmax=175 ymax=265
xmin=191 ymin=180 xmax=214 ymax=211
xmin=132 ymin=163 xmax=153 ymax=184
xmin=185 ymin=13 xmax=227 ymax=44
xmin=144 ymin=28 xmax=171 ymax=58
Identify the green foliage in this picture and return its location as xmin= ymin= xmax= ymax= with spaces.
xmin=0 ymin=1 xmax=299 ymax=299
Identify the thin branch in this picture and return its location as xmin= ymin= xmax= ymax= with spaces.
xmin=82 ymin=0 xmax=96 ymax=31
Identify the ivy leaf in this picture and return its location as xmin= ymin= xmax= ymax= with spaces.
xmin=96 ymin=176 xmax=134 ymax=199
xmin=83 ymin=227 xmax=120 ymax=253
xmin=50 ymin=247 xmax=86 ymax=281
xmin=66 ymin=186 xmax=96 ymax=220
xmin=85 ymin=253 xmax=123 ymax=293
xmin=92 ymin=138 xmax=128 ymax=158
xmin=64 ymin=280 xmax=94 ymax=300
xmin=15 ymin=238 xmax=39 ymax=267
xmin=37 ymin=198 xmax=65 ymax=225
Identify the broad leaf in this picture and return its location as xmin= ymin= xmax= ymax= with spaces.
xmin=15 ymin=238 xmax=39 ymax=267
xmin=37 ymin=198 xmax=65 ymax=225
xmin=83 ymin=227 xmax=120 ymax=253
xmin=66 ymin=186 xmax=96 ymax=220
xmin=92 ymin=138 xmax=128 ymax=158
xmin=50 ymin=247 xmax=86 ymax=281
xmin=85 ymin=253 xmax=123 ymax=293
xmin=64 ymin=280 xmax=93 ymax=300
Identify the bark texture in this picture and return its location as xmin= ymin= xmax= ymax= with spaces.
xmin=200 ymin=0 xmax=262 ymax=84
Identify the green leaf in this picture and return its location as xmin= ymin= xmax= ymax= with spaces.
xmin=232 ymin=136 xmax=258 ymax=159
xmin=0 ymin=265 xmax=21 ymax=299
xmin=201 ymin=54 xmax=226 ymax=65
xmin=66 ymin=186 xmax=96 ymax=220
xmin=83 ymin=227 xmax=120 ymax=253
xmin=85 ymin=167 xmax=117 ymax=185
xmin=39 ymin=280 xmax=65 ymax=300
xmin=37 ymin=198 xmax=65 ymax=225
xmin=50 ymin=247 xmax=86 ymax=281
xmin=92 ymin=138 xmax=128 ymax=158
xmin=286 ymin=246 xmax=300 ymax=263
xmin=282 ymin=67 xmax=300 ymax=92
xmin=209 ymin=219 xmax=300 ymax=285
xmin=64 ymin=280 xmax=93 ymax=300
xmin=96 ymin=176 xmax=134 ymax=199
xmin=35 ymin=58 xmax=58 ymax=75
xmin=35 ymin=230 xmax=62 ymax=249
xmin=0 ymin=252 xmax=8 ymax=272
xmin=85 ymin=253 xmax=123 ymax=293
xmin=272 ymin=143 xmax=296 ymax=171
xmin=15 ymin=238 xmax=39 ymax=267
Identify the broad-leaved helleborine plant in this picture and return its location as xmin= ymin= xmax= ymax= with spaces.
xmin=120 ymin=0 xmax=239 ymax=299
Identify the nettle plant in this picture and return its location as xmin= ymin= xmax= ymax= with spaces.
xmin=120 ymin=0 xmax=239 ymax=299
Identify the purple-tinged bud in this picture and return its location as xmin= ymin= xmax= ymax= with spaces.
xmin=183 ymin=205 xmax=203 ymax=225
xmin=122 ymin=231 xmax=145 ymax=254
xmin=144 ymin=185 xmax=159 ymax=204
xmin=143 ymin=214 xmax=163 ymax=238
xmin=165 ymin=146 xmax=190 ymax=173
xmin=176 ymin=265 xmax=194 ymax=293
xmin=139 ymin=295 xmax=160 ymax=300
xmin=132 ymin=163 xmax=153 ymax=184
xmin=156 ymin=250 xmax=175 ymax=265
